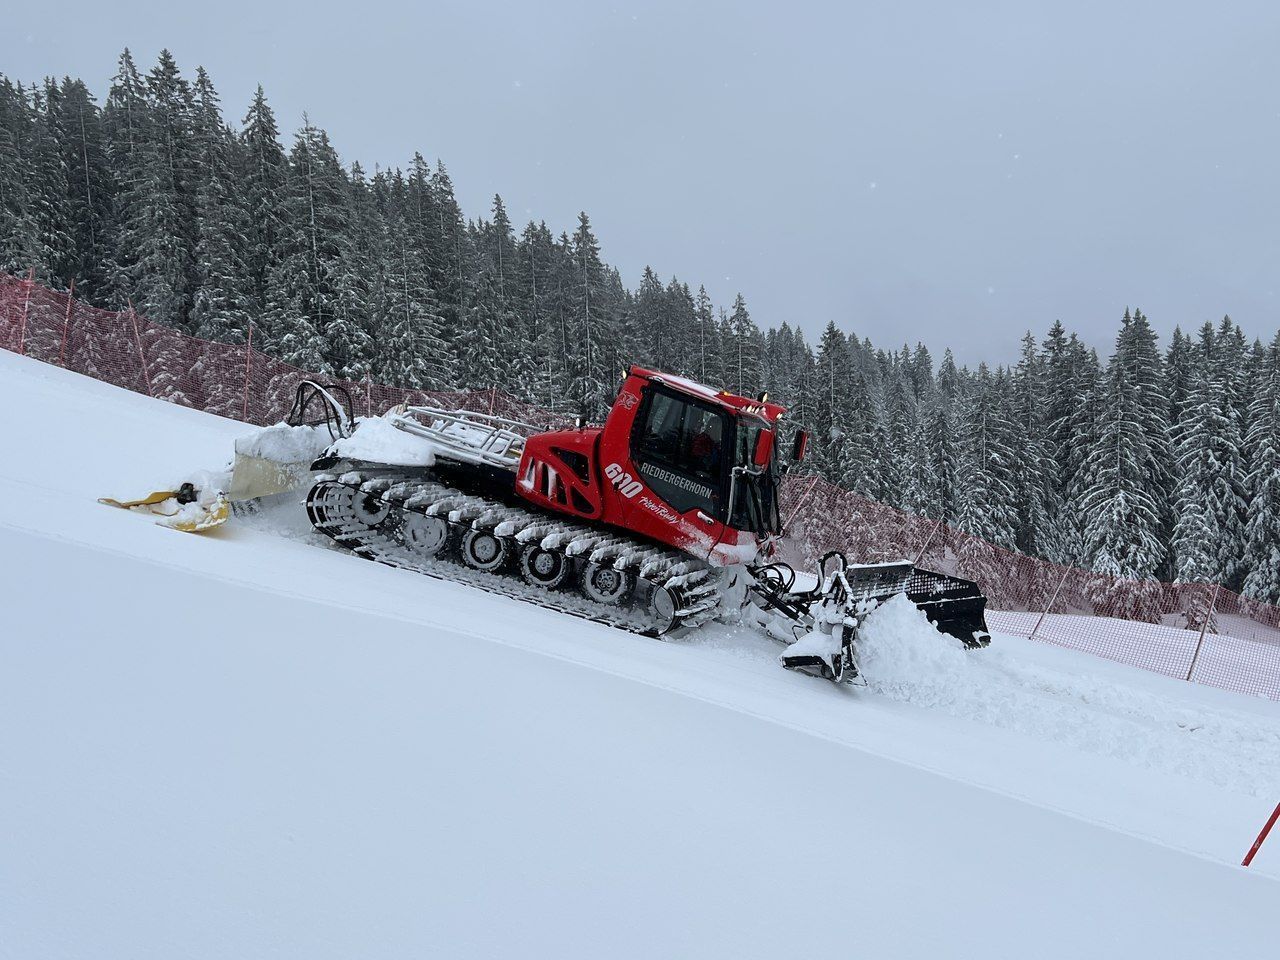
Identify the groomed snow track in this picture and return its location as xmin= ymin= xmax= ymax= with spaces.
xmin=3 ymin=349 xmax=1280 ymax=960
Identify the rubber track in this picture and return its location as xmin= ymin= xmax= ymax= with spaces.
xmin=305 ymin=472 xmax=726 ymax=639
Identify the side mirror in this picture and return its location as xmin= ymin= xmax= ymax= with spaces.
xmin=791 ymin=429 xmax=808 ymax=462
xmin=753 ymin=430 xmax=774 ymax=468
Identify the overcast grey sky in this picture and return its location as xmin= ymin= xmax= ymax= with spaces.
xmin=6 ymin=1 xmax=1279 ymax=364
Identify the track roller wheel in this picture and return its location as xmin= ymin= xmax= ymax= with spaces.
xmin=650 ymin=584 xmax=679 ymax=633
xmin=581 ymin=562 xmax=633 ymax=605
xmin=398 ymin=512 xmax=450 ymax=558
xmin=519 ymin=544 xmax=572 ymax=589
xmin=461 ymin=527 xmax=513 ymax=572
xmin=355 ymin=491 xmax=390 ymax=528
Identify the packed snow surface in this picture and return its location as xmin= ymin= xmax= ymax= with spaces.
xmin=2 ymin=350 xmax=1280 ymax=959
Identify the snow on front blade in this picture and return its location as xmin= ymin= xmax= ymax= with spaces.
xmin=857 ymin=593 xmax=971 ymax=693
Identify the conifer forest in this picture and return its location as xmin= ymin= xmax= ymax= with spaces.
xmin=3 ymin=50 xmax=1279 ymax=601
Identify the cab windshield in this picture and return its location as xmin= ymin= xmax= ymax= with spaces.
xmin=729 ymin=415 xmax=781 ymax=535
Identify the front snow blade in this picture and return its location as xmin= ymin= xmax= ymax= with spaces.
xmin=842 ymin=562 xmax=991 ymax=648
xmin=902 ymin=568 xmax=991 ymax=648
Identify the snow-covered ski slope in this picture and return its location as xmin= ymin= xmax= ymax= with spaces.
xmin=2 ymin=349 xmax=1278 ymax=959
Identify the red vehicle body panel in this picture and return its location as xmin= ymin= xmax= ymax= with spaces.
xmin=514 ymin=367 xmax=787 ymax=567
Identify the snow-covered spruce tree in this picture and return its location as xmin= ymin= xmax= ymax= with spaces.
xmin=665 ymin=278 xmax=698 ymax=382
xmin=54 ymin=78 xmax=114 ymax=298
xmin=456 ymin=270 xmax=512 ymax=389
xmin=1164 ymin=326 xmax=1194 ymax=448
xmin=935 ymin=347 xmax=960 ymax=404
xmin=912 ymin=393 xmax=958 ymax=521
xmin=778 ymin=324 xmax=818 ymax=435
xmin=813 ymin=321 xmax=852 ymax=483
xmin=267 ymin=118 xmax=355 ymax=373
xmin=904 ymin=348 xmax=964 ymax=522
xmin=1174 ymin=320 xmax=1248 ymax=586
xmin=26 ymin=81 xmax=75 ymax=287
xmin=1075 ymin=319 xmax=1168 ymax=619
xmin=1116 ymin=309 xmax=1175 ymax=560
xmin=377 ymin=209 xmax=453 ymax=391
xmin=839 ymin=369 xmax=889 ymax=502
xmin=953 ymin=364 xmax=1018 ymax=548
xmin=727 ymin=293 xmax=763 ymax=397
xmin=476 ymin=194 xmax=513 ymax=303
xmin=189 ymin=67 xmax=251 ymax=344
xmin=426 ymin=161 xmax=474 ymax=353
xmin=1241 ymin=335 xmax=1270 ymax=469
xmin=472 ymin=194 xmax=537 ymax=395
xmin=102 ymin=49 xmax=192 ymax=329
xmin=878 ymin=357 xmax=920 ymax=510
xmin=146 ymin=50 xmax=200 ymax=323
xmin=513 ymin=220 xmax=561 ymax=406
xmin=693 ymin=285 xmax=720 ymax=386
xmin=324 ymin=160 xmax=380 ymax=381
xmin=1010 ymin=331 xmax=1053 ymax=556
xmin=563 ymin=212 xmax=623 ymax=418
xmin=1243 ymin=330 xmax=1280 ymax=604
xmin=762 ymin=322 xmax=811 ymax=433
xmin=1046 ymin=335 xmax=1101 ymax=566
xmin=239 ymin=85 xmax=287 ymax=331
xmin=539 ymin=231 xmax=577 ymax=402
xmin=951 ymin=366 xmax=1019 ymax=597
xmin=632 ymin=265 xmax=667 ymax=372
xmin=1039 ymin=322 xmax=1073 ymax=556
xmin=0 ymin=84 xmax=41 ymax=276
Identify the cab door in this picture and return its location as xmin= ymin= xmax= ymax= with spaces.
xmin=614 ymin=385 xmax=731 ymax=559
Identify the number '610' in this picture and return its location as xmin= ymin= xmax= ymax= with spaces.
xmin=604 ymin=462 xmax=643 ymax=498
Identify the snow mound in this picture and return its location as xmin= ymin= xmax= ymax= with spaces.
xmin=857 ymin=595 xmax=1280 ymax=797
xmin=858 ymin=593 xmax=972 ymax=691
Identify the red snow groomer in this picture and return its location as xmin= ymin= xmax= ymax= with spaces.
xmin=290 ymin=367 xmax=989 ymax=682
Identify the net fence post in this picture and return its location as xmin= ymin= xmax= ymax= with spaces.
xmin=1184 ymin=582 xmax=1221 ymax=682
xmin=782 ymin=474 xmax=822 ymax=533
xmin=242 ymin=322 xmax=253 ymax=422
xmin=58 ymin=278 xmax=75 ymax=366
xmin=366 ymin=370 xmax=372 ymax=418
xmin=912 ymin=518 xmax=944 ymax=566
xmin=1029 ymin=568 xmax=1071 ymax=641
xmin=18 ymin=266 xmax=34 ymax=355
xmin=127 ymin=299 xmax=154 ymax=397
